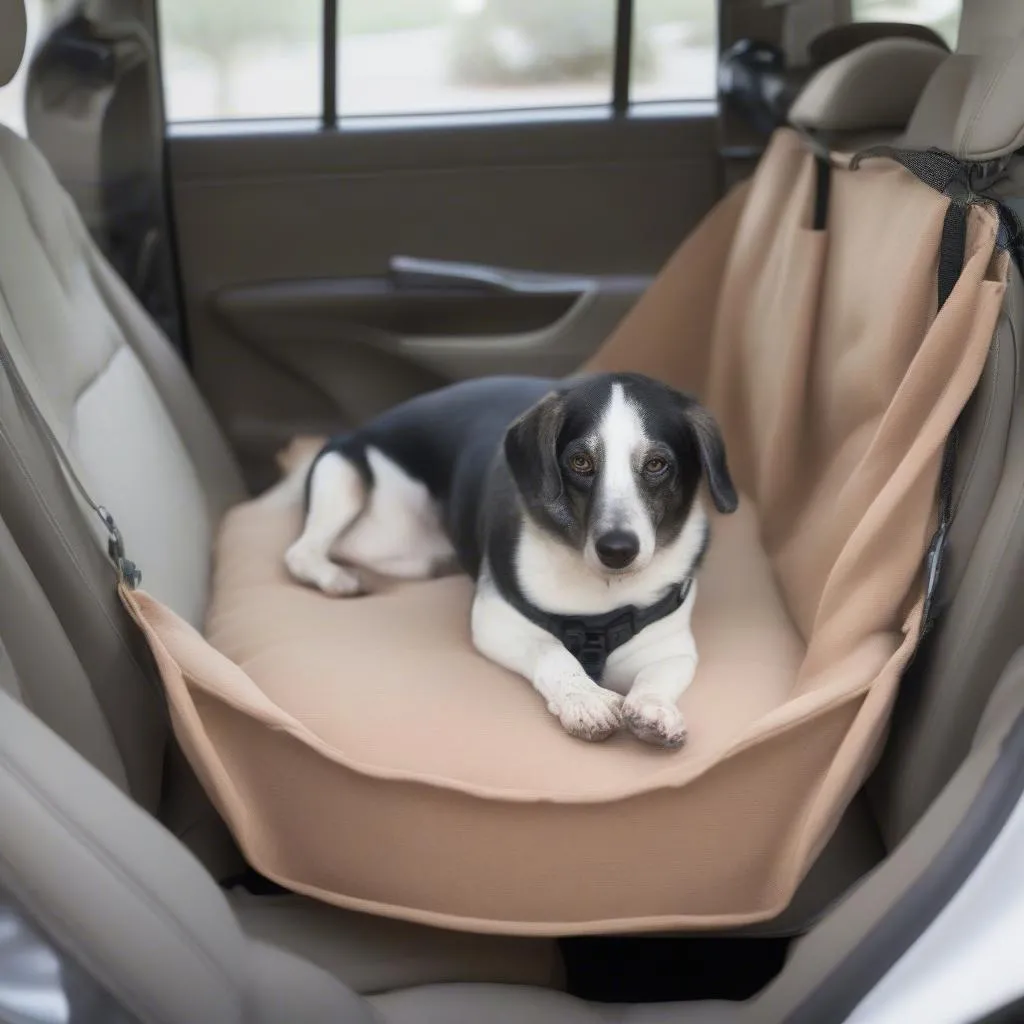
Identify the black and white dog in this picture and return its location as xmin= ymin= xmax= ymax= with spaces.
xmin=285 ymin=372 xmax=737 ymax=747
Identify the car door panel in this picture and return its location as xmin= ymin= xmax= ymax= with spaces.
xmin=168 ymin=114 xmax=720 ymax=487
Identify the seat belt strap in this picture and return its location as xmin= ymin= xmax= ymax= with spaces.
xmin=0 ymin=326 xmax=141 ymax=589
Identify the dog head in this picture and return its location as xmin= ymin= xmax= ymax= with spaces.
xmin=503 ymin=373 xmax=737 ymax=576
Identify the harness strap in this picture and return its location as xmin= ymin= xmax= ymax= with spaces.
xmin=0 ymin=317 xmax=140 ymax=590
xmin=506 ymin=578 xmax=694 ymax=683
xmin=813 ymin=154 xmax=831 ymax=231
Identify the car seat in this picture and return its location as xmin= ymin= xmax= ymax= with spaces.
xmin=3 ymin=0 xmax=1024 ymax=1015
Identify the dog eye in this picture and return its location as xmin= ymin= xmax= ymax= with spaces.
xmin=569 ymin=453 xmax=594 ymax=474
xmin=644 ymin=457 xmax=668 ymax=475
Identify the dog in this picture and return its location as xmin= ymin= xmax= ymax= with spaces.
xmin=285 ymin=372 xmax=737 ymax=747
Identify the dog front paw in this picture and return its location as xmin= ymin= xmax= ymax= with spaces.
xmin=623 ymin=696 xmax=687 ymax=749
xmin=552 ymin=688 xmax=623 ymax=742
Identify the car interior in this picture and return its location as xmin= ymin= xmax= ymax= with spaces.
xmin=3 ymin=0 xmax=1024 ymax=1021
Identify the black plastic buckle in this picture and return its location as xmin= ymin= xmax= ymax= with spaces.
xmin=562 ymin=623 xmax=609 ymax=680
xmin=921 ymin=519 xmax=949 ymax=637
xmin=98 ymin=506 xmax=142 ymax=589
xmin=562 ymin=609 xmax=637 ymax=681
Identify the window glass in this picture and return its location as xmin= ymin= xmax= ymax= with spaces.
xmin=0 ymin=0 xmax=52 ymax=136
xmin=630 ymin=0 xmax=718 ymax=103
xmin=158 ymin=0 xmax=321 ymax=122
xmin=851 ymin=0 xmax=960 ymax=49
xmin=337 ymin=0 xmax=618 ymax=118
xmin=0 ymin=887 xmax=141 ymax=1024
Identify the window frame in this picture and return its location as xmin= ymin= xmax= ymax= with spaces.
xmin=159 ymin=0 xmax=718 ymax=131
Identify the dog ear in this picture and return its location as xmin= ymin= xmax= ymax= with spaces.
xmin=677 ymin=400 xmax=738 ymax=514
xmin=504 ymin=391 xmax=566 ymax=504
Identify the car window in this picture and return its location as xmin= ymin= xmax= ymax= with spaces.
xmin=158 ymin=0 xmax=719 ymax=125
xmin=0 ymin=0 xmax=56 ymax=135
xmin=851 ymin=0 xmax=961 ymax=49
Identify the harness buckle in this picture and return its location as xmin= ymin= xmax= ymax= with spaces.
xmin=562 ymin=609 xmax=637 ymax=681
xmin=562 ymin=623 xmax=609 ymax=680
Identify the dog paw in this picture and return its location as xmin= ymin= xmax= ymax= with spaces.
xmin=623 ymin=696 xmax=687 ymax=749
xmin=553 ymin=688 xmax=624 ymax=742
xmin=285 ymin=545 xmax=362 ymax=597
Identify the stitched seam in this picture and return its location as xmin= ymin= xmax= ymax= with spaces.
xmin=71 ymin=337 xmax=124 ymax=410
xmin=0 ymin=420 xmax=155 ymax=688
xmin=953 ymin=315 xmax=1002 ymax=517
xmin=960 ymin=51 xmax=1014 ymax=159
xmin=903 ymin=286 xmax=1020 ymax=781
xmin=916 ymin=450 xmax=1024 ymax=750
xmin=4 ymin=150 xmax=74 ymax=300
xmin=0 ymin=744 xmax=240 ymax=1011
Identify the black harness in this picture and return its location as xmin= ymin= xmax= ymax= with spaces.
xmin=505 ymin=578 xmax=694 ymax=682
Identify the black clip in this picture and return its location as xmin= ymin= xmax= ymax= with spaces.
xmin=98 ymin=506 xmax=142 ymax=589
xmin=562 ymin=623 xmax=609 ymax=682
xmin=920 ymin=519 xmax=949 ymax=637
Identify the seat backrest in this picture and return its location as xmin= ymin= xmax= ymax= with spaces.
xmin=856 ymin=0 xmax=1024 ymax=845
xmin=0 ymin=0 xmax=244 ymax=818
xmin=0 ymin=119 xmax=244 ymax=623
xmin=0 ymin=633 xmax=373 ymax=1024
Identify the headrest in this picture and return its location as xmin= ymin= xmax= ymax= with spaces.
xmin=957 ymin=0 xmax=1024 ymax=56
xmin=807 ymin=22 xmax=949 ymax=66
xmin=789 ymin=38 xmax=947 ymax=135
xmin=0 ymin=0 xmax=26 ymax=88
xmin=903 ymin=24 xmax=1024 ymax=160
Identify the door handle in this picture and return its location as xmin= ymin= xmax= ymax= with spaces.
xmin=388 ymin=256 xmax=596 ymax=296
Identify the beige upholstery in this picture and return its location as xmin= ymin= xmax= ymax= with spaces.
xmin=0 ymin=0 xmax=562 ymax=993
xmin=6 ymin=624 xmax=1024 ymax=1024
xmin=1 ymin=0 xmax=1024 ymax=1016
xmin=123 ymin=128 xmax=1007 ymax=933
xmin=0 ymin=125 xmax=240 ymax=628
xmin=789 ymin=38 xmax=947 ymax=134
xmin=903 ymin=1 xmax=1024 ymax=158
xmin=956 ymin=0 xmax=1024 ymax=54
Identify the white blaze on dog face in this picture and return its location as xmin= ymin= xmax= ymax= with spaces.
xmin=584 ymin=383 xmax=657 ymax=574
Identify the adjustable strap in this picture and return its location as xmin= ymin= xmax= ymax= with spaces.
xmin=852 ymin=145 xmax=1024 ymax=274
xmin=795 ymin=129 xmax=833 ymax=232
xmin=0 ymin=326 xmax=141 ymax=590
xmin=507 ymin=578 xmax=693 ymax=682
xmin=812 ymin=154 xmax=831 ymax=231
xmin=849 ymin=144 xmax=1018 ymax=636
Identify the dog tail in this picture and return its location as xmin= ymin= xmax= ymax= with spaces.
xmin=256 ymin=435 xmax=327 ymax=509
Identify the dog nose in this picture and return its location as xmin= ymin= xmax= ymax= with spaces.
xmin=595 ymin=530 xmax=640 ymax=569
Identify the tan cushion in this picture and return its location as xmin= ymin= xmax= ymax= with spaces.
xmin=123 ymin=130 xmax=1008 ymax=933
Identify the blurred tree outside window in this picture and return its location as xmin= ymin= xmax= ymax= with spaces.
xmin=850 ymin=0 xmax=960 ymax=48
xmin=157 ymin=0 xmax=718 ymax=123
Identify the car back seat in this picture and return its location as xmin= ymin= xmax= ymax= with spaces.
xmin=0 ymin=0 xmax=1022 ymax=975
xmin=713 ymin=0 xmax=1024 ymax=862
xmin=590 ymin=0 xmax=1024 ymax=914
xmin=5 ymin=514 xmax=1024 ymax=1022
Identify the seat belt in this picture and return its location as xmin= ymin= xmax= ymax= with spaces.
xmin=0 ymin=325 xmax=141 ymax=590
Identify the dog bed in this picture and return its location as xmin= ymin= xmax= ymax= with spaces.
xmin=123 ymin=130 xmax=1008 ymax=934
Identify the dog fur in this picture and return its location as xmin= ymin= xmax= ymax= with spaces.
xmin=285 ymin=373 xmax=737 ymax=747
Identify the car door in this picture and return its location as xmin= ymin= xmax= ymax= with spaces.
xmin=150 ymin=0 xmax=727 ymax=487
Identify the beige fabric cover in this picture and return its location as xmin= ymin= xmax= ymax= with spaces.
xmin=123 ymin=130 xmax=1008 ymax=934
